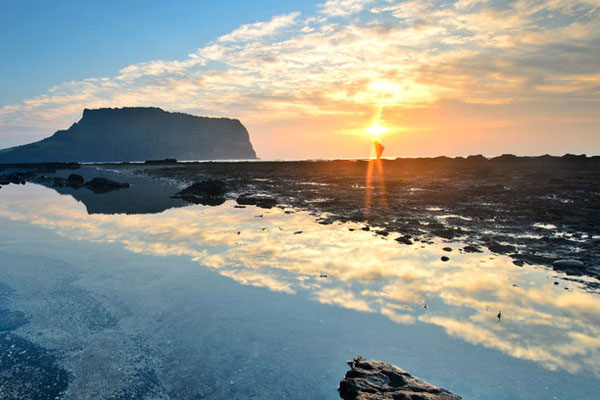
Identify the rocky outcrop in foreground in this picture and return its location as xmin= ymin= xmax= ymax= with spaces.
xmin=339 ymin=358 xmax=461 ymax=400
xmin=0 ymin=107 xmax=257 ymax=163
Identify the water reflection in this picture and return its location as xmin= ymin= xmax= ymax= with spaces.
xmin=1 ymin=183 xmax=599 ymax=376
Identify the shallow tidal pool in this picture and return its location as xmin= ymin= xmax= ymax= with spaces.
xmin=0 ymin=182 xmax=599 ymax=399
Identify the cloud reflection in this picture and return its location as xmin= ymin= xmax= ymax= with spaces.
xmin=1 ymin=183 xmax=599 ymax=375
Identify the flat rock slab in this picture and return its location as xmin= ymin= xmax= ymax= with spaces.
xmin=339 ymin=359 xmax=461 ymax=400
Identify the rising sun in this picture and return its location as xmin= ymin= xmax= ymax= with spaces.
xmin=365 ymin=124 xmax=388 ymax=137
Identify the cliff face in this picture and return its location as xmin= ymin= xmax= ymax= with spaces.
xmin=0 ymin=107 xmax=257 ymax=162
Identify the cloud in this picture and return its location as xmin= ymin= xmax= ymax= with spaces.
xmin=319 ymin=0 xmax=375 ymax=16
xmin=0 ymin=0 xmax=599 ymax=157
xmin=219 ymin=12 xmax=301 ymax=42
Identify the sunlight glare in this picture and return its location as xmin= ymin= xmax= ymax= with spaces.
xmin=365 ymin=124 xmax=388 ymax=137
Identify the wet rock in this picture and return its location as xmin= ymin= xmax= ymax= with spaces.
xmin=395 ymin=235 xmax=413 ymax=245
xmin=85 ymin=177 xmax=130 ymax=194
xmin=172 ymin=180 xmax=227 ymax=205
xmin=339 ymin=358 xmax=461 ymax=400
xmin=463 ymin=245 xmax=482 ymax=253
xmin=236 ymin=193 xmax=277 ymax=209
xmin=0 ymin=172 xmax=32 ymax=185
xmin=487 ymin=242 xmax=516 ymax=254
xmin=176 ymin=180 xmax=227 ymax=198
xmin=66 ymin=173 xmax=85 ymax=187
xmin=441 ymin=256 xmax=450 ymax=262
xmin=552 ymin=259 xmax=584 ymax=270
xmin=442 ymin=247 xmax=452 ymax=252
xmin=553 ymin=259 xmax=583 ymax=268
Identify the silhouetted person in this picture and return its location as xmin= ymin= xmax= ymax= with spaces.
xmin=373 ymin=140 xmax=384 ymax=160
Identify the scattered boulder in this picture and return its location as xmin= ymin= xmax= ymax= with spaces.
xmin=441 ymin=256 xmax=450 ymax=262
xmin=487 ymin=242 xmax=516 ymax=254
xmin=442 ymin=247 xmax=452 ymax=252
xmin=66 ymin=174 xmax=85 ymax=187
xmin=0 ymin=172 xmax=33 ymax=185
xmin=339 ymin=358 xmax=461 ymax=400
xmin=552 ymin=259 xmax=584 ymax=271
xmin=395 ymin=235 xmax=413 ymax=245
xmin=553 ymin=259 xmax=583 ymax=268
xmin=463 ymin=245 xmax=482 ymax=253
xmin=172 ymin=180 xmax=227 ymax=206
xmin=236 ymin=193 xmax=277 ymax=209
xmin=85 ymin=177 xmax=130 ymax=194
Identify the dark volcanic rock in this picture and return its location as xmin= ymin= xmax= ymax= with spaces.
xmin=0 ymin=107 xmax=257 ymax=162
xmin=84 ymin=177 xmax=130 ymax=194
xmin=144 ymin=158 xmax=178 ymax=165
xmin=339 ymin=358 xmax=461 ymax=400
xmin=66 ymin=174 xmax=84 ymax=187
xmin=172 ymin=180 xmax=227 ymax=206
xmin=395 ymin=235 xmax=413 ymax=245
xmin=236 ymin=193 xmax=277 ymax=209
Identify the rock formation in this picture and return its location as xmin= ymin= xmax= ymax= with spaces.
xmin=0 ymin=107 xmax=257 ymax=163
xmin=339 ymin=358 xmax=461 ymax=400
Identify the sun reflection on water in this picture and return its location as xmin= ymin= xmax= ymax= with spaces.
xmin=1 ymin=183 xmax=599 ymax=376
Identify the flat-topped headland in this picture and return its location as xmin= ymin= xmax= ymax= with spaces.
xmin=0 ymin=107 xmax=257 ymax=163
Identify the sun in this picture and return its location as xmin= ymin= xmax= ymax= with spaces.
xmin=365 ymin=123 xmax=388 ymax=137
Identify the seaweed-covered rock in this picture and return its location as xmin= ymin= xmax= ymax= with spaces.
xmin=339 ymin=358 xmax=461 ymax=400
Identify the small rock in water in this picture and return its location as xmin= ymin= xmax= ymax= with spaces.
xmin=66 ymin=173 xmax=85 ymax=187
xmin=236 ymin=193 xmax=277 ymax=209
xmin=339 ymin=358 xmax=462 ymax=400
xmin=395 ymin=235 xmax=413 ymax=245
xmin=85 ymin=177 xmax=130 ymax=194
xmin=552 ymin=259 xmax=584 ymax=269
xmin=463 ymin=245 xmax=483 ymax=253
xmin=441 ymin=256 xmax=450 ymax=262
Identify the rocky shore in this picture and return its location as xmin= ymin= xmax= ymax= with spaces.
xmin=1 ymin=155 xmax=599 ymax=290
xmin=120 ymin=155 xmax=600 ymax=290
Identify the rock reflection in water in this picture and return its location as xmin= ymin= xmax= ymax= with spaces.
xmin=0 ymin=183 xmax=599 ymax=377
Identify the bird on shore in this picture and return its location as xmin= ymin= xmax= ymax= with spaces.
xmin=497 ymin=311 xmax=502 ymax=321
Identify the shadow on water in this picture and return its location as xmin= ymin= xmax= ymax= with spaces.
xmin=35 ymin=166 xmax=190 ymax=215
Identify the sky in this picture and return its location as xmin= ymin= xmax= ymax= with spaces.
xmin=1 ymin=0 xmax=599 ymax=159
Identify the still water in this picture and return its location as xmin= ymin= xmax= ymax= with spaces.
xmin=0 ymin=181 xmax=599 ymax=399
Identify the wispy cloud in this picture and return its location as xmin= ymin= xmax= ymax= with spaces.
xmin=319 ymin=0 xmax=375 ymax=16
xmin=1 ymin=0 xmax=599 ymax=157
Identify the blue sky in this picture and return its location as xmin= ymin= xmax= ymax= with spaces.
xmin=0 ymin=0 xmax=316 ymax=104
xmin=1 ymin=0 xmax=599 ymax=158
